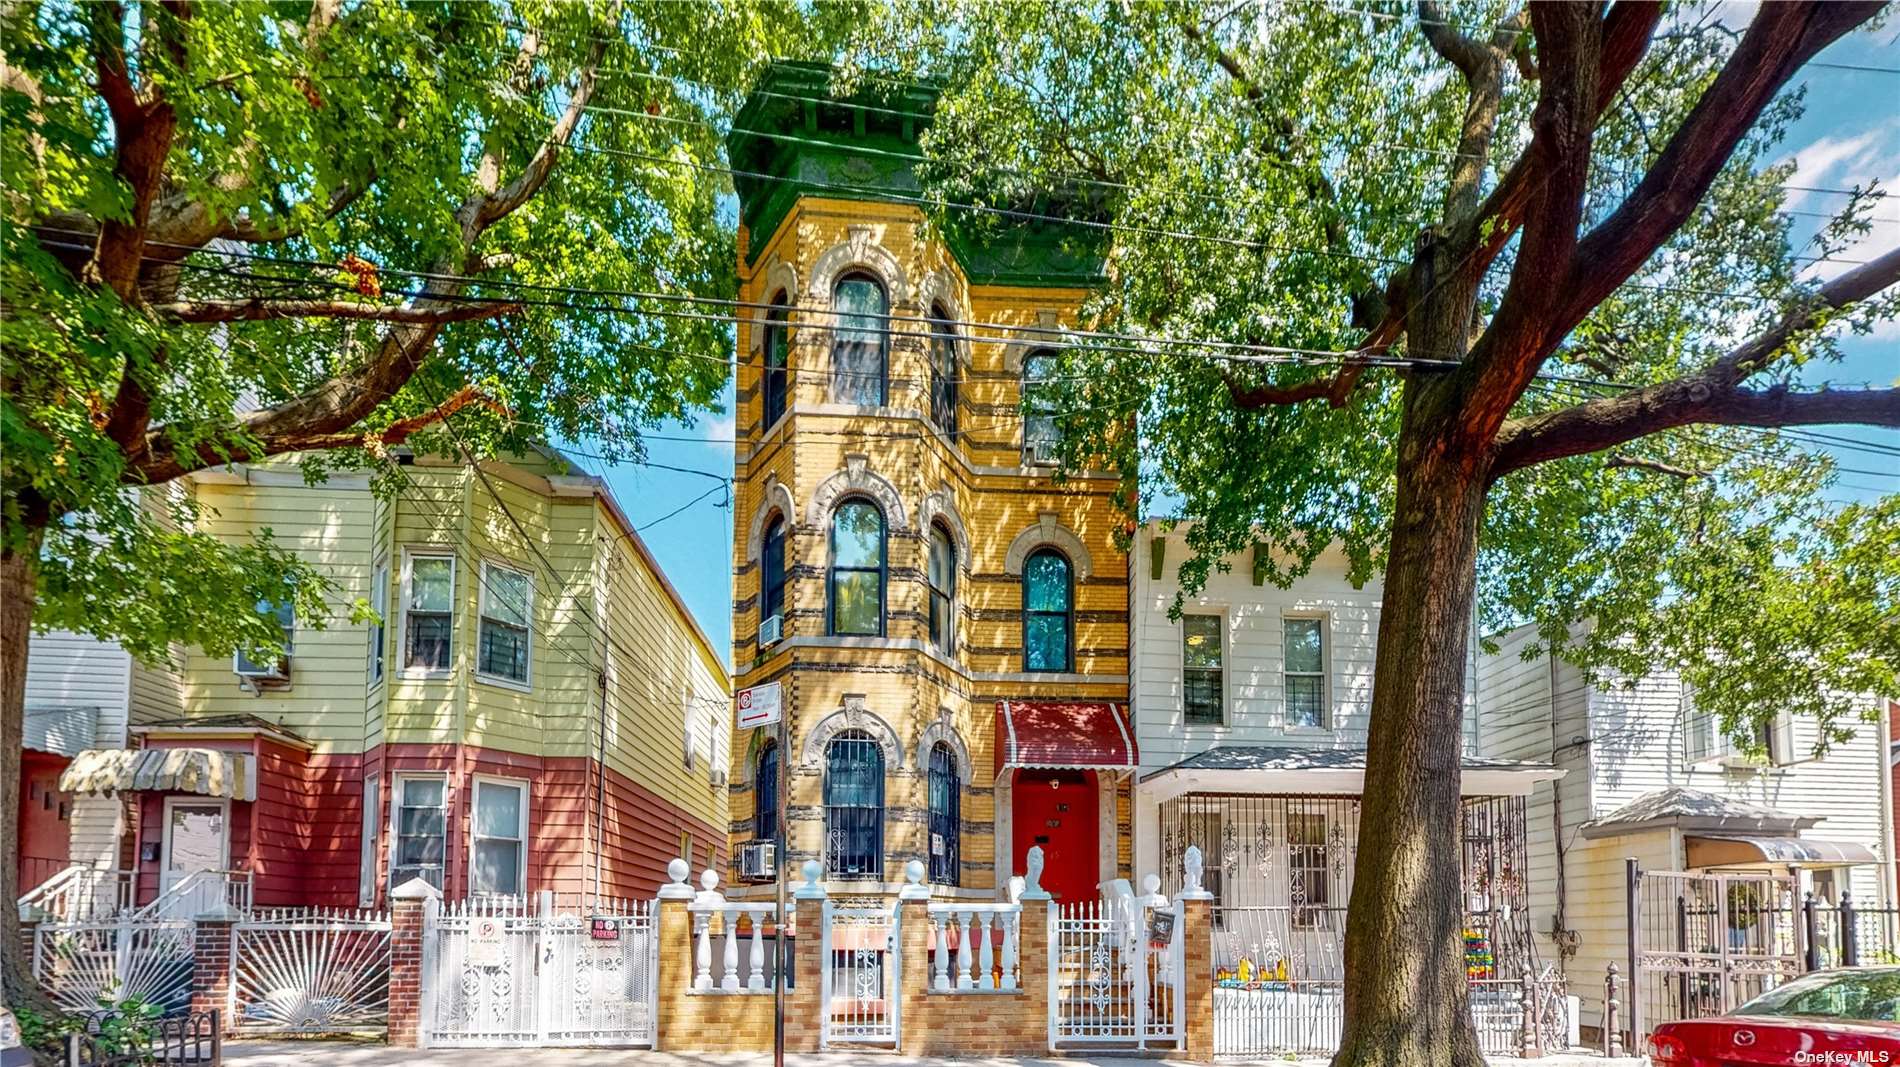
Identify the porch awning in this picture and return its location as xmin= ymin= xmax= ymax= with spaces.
xmin=994 ymin=701 xmax=1137 ymax=774
xmin=58 ymin=747 xmax=257 ymax=802
xmin=1686 ymin=834 xmax=1878 ymax=869
xmin=1139 ymin=746 xmax=1563 ymax=800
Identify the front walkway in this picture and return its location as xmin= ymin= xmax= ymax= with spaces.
xmin=225 ymin=1043 xmax=1644 ymax=1067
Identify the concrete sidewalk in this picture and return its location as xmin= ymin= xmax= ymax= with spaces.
xmin=224 ymin=1042 xmax=1645 ymax=1067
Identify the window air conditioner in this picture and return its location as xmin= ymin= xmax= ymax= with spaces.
xmin=759 ymin=613 xmax=783 ymax=647
xmin=233 ymin=650 xmax=291 ymax=684
xmin=1024 ymin=440 xmax=1060 ymax=467
xmin=739 ymin=840 xmax=776 ymax=882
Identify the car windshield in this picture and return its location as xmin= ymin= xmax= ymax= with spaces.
xmin=1736 ymin=970 xmax=1900 ymax=1022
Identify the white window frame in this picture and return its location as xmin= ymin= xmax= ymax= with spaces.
xmin=160 ymin=796 xmax=232 ymax=875
xmin=389 ymin=772 xmax=449 ymax=892
xmin=474 ymin=560 xmax=534 ymax=692
xmin=1281 ymin=613 xmax=1331 ymax=733
xmin=1180 ymin=610 xmax=1228 ymax=728
xmin=468 ymin=774 xmax=530 ymax=898
xmin=233 ymin=595 xmax=296 ymax=677
xmin=398 ymin=549 xmax=457 ymax=679
xmin=368 ymin=560 xmax=390 ymax=688
xmin=358 ymin=773 xmax=382 ymax=907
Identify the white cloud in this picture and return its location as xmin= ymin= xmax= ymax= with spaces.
xmin=696 ymin=409 xmax=736 ymax=443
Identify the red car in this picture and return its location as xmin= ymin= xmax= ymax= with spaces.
xmin=1649 ymin=967 xmax=1900 ymax=1066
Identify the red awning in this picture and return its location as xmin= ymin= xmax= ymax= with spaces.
xmin=994 ymin=701 xmax=1137 ymax=775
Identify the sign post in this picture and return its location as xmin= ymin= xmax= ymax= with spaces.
xmin=738 ymin=680 xmax=789 ymax=1067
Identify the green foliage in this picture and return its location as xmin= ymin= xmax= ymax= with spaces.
xmin=853 ymin=3 xmax=1897 ymax=746
xmin=1 ymin=0 xmax=851 ymax=661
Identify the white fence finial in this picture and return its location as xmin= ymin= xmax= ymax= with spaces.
xmin=695 ymin=869 xmax=724 ymax=906
xmin=794 ymin=859 xmax=826 ymax=900
xmin=899 ymin=859 xmax=931 ymax=900
xmin=658 ymin=857 xmax=694 ymax=900
xmin=1020 ymin=845 xmax=1050 ymax=900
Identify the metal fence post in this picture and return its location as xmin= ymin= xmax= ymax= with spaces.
xmin=1603 ymin=963 xmax=1622 ymax=1058
xmin=1802 ymin=892 xmax=1819 ymax=972
xmin=1624 ymin=857 xmax=1641 ymax=1047
xmin=1518 ymin=970 xmax=1540 ymax=1057
xmin=1840 ymin=890 xmax=1858 ymax=966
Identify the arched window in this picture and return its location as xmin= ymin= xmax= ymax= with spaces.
xmin=832 ymin=273 xmax=887 ymax=406
xmin=824 ymin=730 xmax=884 ymax=880
xmin=829 ymin=500 xmax=885 ymax=636
xmin=1023 ymin=548 xmax=1073 ymax=672
xmin=927 ymin=523 xmax=955 ymax=654
xmin=761 ymin=515 xmax=787 ymax=635
xmin=926 ymin=741 xmax=960 ymax=885
xmin=754 ymin=739 xmax=779 ymax=846
xmin=1022 ymin=348 xmax=1061 ymax=463
xmin=762 ymin=292 xmax=790 ymax=429
xmin=929 ymin=303 xmax=957 ymax=434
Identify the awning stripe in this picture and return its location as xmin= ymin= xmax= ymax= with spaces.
xmin=58 ymin=748 xmax=256 ymax=802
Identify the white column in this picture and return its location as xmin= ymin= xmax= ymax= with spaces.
xmin=721 ymin=910 xmax=741 ymax=991
xmin=748 ymin=908 xmax=767 ymax=990
xmin=693 ymin=912 xmax=713 ymax=991
xmin=932 ymin=917 xmax=951 ymax=992
xmin=956 ymin=910 xmax=975 ymax=990
xmin=977 ymin=911 xmax=996 ymax=991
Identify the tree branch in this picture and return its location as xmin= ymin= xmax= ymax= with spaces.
xmin=1605 ymin=454 xmax=1703 ymax=478
xmin=1491 ymin=244 xmax=1900 ymax=476
xmin=1559 ymin=2 xmax=1883 ymax=327
xmin=154 ymin=297 xmax=521 ymax=324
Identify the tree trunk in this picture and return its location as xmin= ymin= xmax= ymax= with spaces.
xmin=1 ymin=531 xmax=47 ymax=1008
xmin=1332 ymin=378 xmax=1492 ymax=1067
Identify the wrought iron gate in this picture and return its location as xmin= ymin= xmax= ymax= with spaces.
xmin=1050 ymin=898 xmax=1182 ymax=1048
xmin=1631 ymin=869 xmax=1799 ymax=1041
xmin=820 ymin=900 xmax=900 ymax=1046
xmin=32 ymin=917 xmax=196 ymax=1016
xmin=230 ymin=908 xmax=392 ymax=1034
xmin=422 ymin=894 xmax=655 ymax=1048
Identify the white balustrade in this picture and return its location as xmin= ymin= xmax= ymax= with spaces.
xmin=927 ymin=903 xmax=1022 ymax=993
xmin=687 ymin=868 xmax=784 ymax=994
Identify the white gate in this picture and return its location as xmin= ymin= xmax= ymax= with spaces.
xmin=820 ymin=900 xmax=900 ymax=1046
xmin=230 ymin=908 xmax=392 ymax=1034
xmin=31 ymin=917 xmax=196 ymax=1015
xmin=422 ymin=894 xmax=656 ymax=1048
xmin=1050 ymin=897 xmax=1182 ymax=1048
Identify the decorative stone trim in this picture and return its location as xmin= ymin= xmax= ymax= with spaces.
xmin=806 ymin=454 xmax=910 ymax=530
xmin=743 ymin=475 xmax=797 ymax=563
xmin=915 ymin=486 xmax=972 ymax=562
xmin=1001 ymin=309 xmax=1065 ymax=373
xmin=1002 ymin=510 xmax=1094 ymax=579
xmin=800 ymin=695 xmax=905 ymax=771
xmin=747 ymin=257 xmax=802 ymax=355
xmin=916 ymin=711 xmax=974 ymax=783
xmin=807 ymin=225 xmax=908 ymax=307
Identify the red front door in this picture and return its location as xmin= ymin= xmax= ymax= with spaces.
xmin=1012 ymin=768 xmax=1098 ymax=903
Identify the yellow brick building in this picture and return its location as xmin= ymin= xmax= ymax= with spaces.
xmin=724 ymin=64 xmax=1132 ymax=902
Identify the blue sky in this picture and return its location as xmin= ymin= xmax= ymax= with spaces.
xmin=582 ymin=15 xmax=1900 ymax=668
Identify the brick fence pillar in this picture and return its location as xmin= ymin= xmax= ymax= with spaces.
xmin=189 ymin=906 xmax=241 ymax=1031
xmin=1021 ymin=896 xmax=1052 ymax=1053
xmin=895 ymin=862 xmax=933 ymax=1053
xmin=653 ymin=859 xmax=694 ymax=1050
xmin=1180 ymin=890 xmax=1215 ymax=1061
xmin=787 ymin=861 xmax=827 ymax=1052
xmin=386 ymin=876 xmax=440 ymax=1048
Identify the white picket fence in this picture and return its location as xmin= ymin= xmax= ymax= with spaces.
xmin=1049 ymin=895 xmax=1184 ymax=1048
xmin=420 ymin=892 xmax=657 ymax=1048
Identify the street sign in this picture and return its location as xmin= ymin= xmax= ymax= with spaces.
xmin=468 ymin=916 xmax=505 ymax=966
xmin=590 ymin=917 xmax=620 ymax=941
xmin=737 ymin=681 xmax=781 ymax=730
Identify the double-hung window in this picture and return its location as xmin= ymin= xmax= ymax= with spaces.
xmin=1283 ymin=617 xmax=1327 ymax=729
xmin=404 ymin=554 xmax=455 ymax=673
xmin=1183 ymin=614 xmax=1224 ymax=725
xmin=831 ymin=274 xmax=888 ymax=406
xmin=471 ymin=777 xmax=528 ymax=896
xmin=761 ymin=516 xmax=787 ymax=639
xmin=477 ymin=563 xmax=532 ymax=686
xmin=929 ymin=305 xmax=958 ymax=434
xmin=368 ymin=561 xmax=389 ymax=685
xmin=390 ymin=775 xmax=447 ymax=891
xmin=358 ymin=774 xmax=381 ymax=906
xmin=762 ymin=294 xmax=790 ymax=429
xmin=234 ymin=595 xmax=295 ymax=676
xmin=1022 ymin=549 xmax=1072 ymax=672
xmin=927 ymin=524 xmax=955 ymax=654
xmin=829 ymin=501 xmax=885 ymax=636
